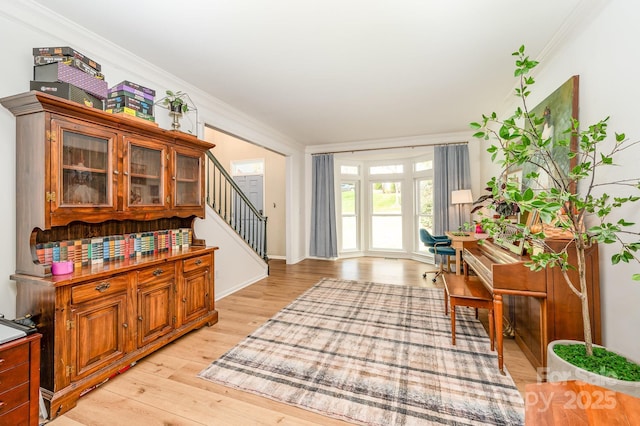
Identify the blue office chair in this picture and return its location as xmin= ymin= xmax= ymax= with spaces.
xmin=420 ymin=229 xmax=456 ymax=282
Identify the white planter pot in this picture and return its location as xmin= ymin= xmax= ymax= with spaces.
xmin=547 ymin=339 xmax=640 ymax=398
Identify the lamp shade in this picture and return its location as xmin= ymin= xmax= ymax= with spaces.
xmin=451 ymin=189 xmax=473 ymax=205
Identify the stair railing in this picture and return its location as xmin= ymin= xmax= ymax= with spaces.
xmin=204 ymin=151 xmax=268 ymax=262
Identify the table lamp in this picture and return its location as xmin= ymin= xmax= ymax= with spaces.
xmin=451 ymin=189 xmax=473 ymax=231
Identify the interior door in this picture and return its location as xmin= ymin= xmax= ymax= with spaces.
xmin=233 ymin=174 xmax=264 ymax=213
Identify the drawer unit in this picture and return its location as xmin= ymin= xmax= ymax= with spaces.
xmin=71 ymin=274 xmax=130 ymax=304
xmin=0 ymin=334 xmax=41 ymax=426
xmin=183 ymin=254 xmax=211 ymax=273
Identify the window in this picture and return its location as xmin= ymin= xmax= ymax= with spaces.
xmin=416 ymin=178 xmax=434 ymax=252
xmin=414 ymin=156 xmax=434 ymax=253
xmin=336 ymin=150 xmax=433 ymax=256
xmin=341 ymin=165 xmax=359 ymax=175
xmin=370 ymin=181 xmax=402 ymax=249
xmin=369 ymin=164 xmax=403 ymax=175
xmin=414 ymin=160 xmax=432 ymax=172
xmin=340 ymin=182 xmax=358 ymax=251
xmin=230 ymin=158 xmax=264 ymax=175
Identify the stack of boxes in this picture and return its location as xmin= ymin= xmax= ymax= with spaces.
xmin=31 ymin=46 xmax=107 ymax=110
xmin=105 ymin=80 xmax=156 ymax=124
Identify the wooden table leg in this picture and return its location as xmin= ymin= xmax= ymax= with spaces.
xmin=489 ymin=307 xmax=494 ymax=352
xmin=494 ymin=293 xmax=504 ymax=373
xmin=443 ymin=287 xmax=449 ymax=315
xmin=451 ymin=301 xmax=456 ymax=345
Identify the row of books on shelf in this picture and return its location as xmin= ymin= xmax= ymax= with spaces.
xmin=36 ymin=228 xmax=193 ymax=267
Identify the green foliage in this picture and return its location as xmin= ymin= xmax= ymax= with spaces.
xmin=470 ymin=45 xmax=640 ymax=356
xmin=553 ymin=344 xmax=640 ymax=381
xmin=163 ymin=90 xmax=189 ymax=114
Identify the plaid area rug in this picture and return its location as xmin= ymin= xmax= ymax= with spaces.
xmin=198 ymin=278 xmax=524 ymax=425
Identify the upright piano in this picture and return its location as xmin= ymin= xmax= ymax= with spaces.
xmin=461 ymin=237 xmax=601 ymax=373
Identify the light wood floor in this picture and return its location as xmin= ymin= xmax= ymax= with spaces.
xmin=47 ymin=257 xmax=538 ymax=425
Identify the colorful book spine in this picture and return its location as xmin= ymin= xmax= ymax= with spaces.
xmin=65 ymin=241 xmax=73 ymax=264
xmin=74 ymin=240 xmax=83 ymax=269
xmin=135 ymin=233 xmax=142 ymax=258
xmin=52 ymin=242 xmax=60 ymax=263
xmin=82 ymin=239 xmax=90 ymax=266
xmin=36 ymin=227 xmax=197 ymax=268
xmin=44 ymin=243 xmax=53 ymax=265
xmin=60 ymin=241 xmax=68 ymax=261
xmin=36 ymin=243 xmax=45 ymax=265
xmin=91 ymin=237 xmax=103 ymax=264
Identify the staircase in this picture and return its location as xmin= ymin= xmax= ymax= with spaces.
xmin=205 ymin=151 xmax=269 ymax=262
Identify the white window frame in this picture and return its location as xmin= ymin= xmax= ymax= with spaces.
xmin=337 ymin=161 xmax=363 ymax=254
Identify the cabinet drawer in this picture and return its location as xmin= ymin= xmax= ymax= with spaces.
xmin=0 ymin=382 xmax=29 ymax=416
xmin=72 ymin=275 xmax=130 ymax=305
xmin=138 ymin=264 xmax=175 ymax=286
xmin=183 ymin=254 xmax=211 ymax=273
xmin=0 ymin=361 xmax=28 ymax=392
xmin=0 ymin=343 xmax=28 ymax=374
xmin=0 ymin=401 xmax=29 ymax=426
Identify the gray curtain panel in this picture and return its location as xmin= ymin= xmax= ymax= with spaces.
xmin=433 ymin=144 xmax=471 ymax=234
xmin=309 ymin=154 xmax=338 ymax=258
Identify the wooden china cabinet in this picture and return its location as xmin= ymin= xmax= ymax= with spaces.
xmin=1 ymin=91 xmax=218 ymax=419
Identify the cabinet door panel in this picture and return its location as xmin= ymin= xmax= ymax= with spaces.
xmin=171 ymin=147 xmax=203 ymax=211
xmin=71 ymin=293 xmax=128 ymax=381
xmin=124 ymin=137 xmax=169 ymax=212
xmin=50 ymin=116 xmax=118 ymax=225
xmin=180 ymin=267 xmax=211 ymax=325
xmin=137 ymin=273 xmax=175 ymax=347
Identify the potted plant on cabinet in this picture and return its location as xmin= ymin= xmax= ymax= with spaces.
xmin=163 ymin=90 xmax=189 ymax=114
xmin=160 ymin=90 xmax=193 ymax=131
xmin=471 ymin=45 xmax=640 ymax=395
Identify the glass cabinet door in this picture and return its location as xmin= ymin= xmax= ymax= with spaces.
xmin=173 ymin=149 xmax=202 ymax=207
xmin=126 ymin=139 xmax=167 ymax=209
xmin=52 ymin=118 xmax=117 ymax=218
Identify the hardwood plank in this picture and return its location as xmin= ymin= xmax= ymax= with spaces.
xmin=47 ymin=258 xmax=538 ymax=425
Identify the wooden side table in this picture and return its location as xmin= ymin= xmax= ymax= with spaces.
xmin=0 ymin=333 xmax=41 ymax=426
xmin=525 ymin=380 xmax=640 ymax=425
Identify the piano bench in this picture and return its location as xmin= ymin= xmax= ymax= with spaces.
xmin=442 ymin=272 xmax=494 ymax=351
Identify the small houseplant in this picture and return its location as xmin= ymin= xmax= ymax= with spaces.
xmin=471 ymin=183 xmax=520 ymax=218
xmin=163 ymin=90 xmax=189 ymax=114
xmin=471 ymin=46 xmax=640 ymax=385
xmin=161 ymin=90 xmax=191 ymax=131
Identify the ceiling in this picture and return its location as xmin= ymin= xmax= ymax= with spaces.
xmin=34 ymin=0 xmax=588 ymax=146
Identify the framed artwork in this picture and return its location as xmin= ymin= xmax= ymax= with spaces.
xmin=521 ymin=75 xmax=579 ymax=194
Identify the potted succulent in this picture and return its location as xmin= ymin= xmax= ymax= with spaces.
xmin=471 ymin=45 xmax=640 ymax=394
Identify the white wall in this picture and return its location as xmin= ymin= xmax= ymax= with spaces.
xmin=0 ymin=3 xmax=305 ymax=318
xmin=477 ymin=1 xmax=640 ymax=360
xmin=194 ymin=208 xmax=268 ymax=300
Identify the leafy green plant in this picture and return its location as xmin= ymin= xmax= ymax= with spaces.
xmin=163 ymin=90 xmax=189 ymax=114
xmin=553 ymin=344 xmax=640 ymax=381
xmin=470 ymin=45 xmax=640 ymax=357
xmin=471 ymin=184 xmax=520 ymax=217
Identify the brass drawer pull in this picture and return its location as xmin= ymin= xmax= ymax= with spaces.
xmin=152 ymin=268 xmax=164 ymax=276
xmin=195 ymin=259 xmax=203 ymax=266
xmin=95 ymin=282 xmax=111 ymax=292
